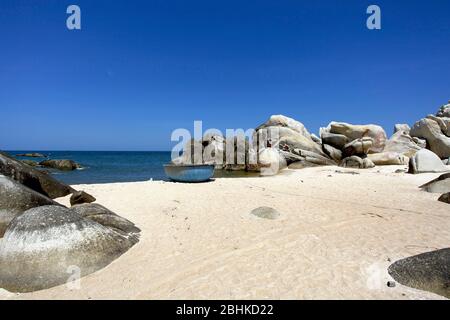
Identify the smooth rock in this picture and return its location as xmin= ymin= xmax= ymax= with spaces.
xmin=323 ymin=144 xmax=342 ymax=162
xmin=256 ymin=115 xmax=311 ymax=138
xmin=384 ymin=130 xmax=423 ymax=158
xmin=39 ymin=159 xmax=81 ymax=171
xmin=326 ymin=122 xmax=387 ymax=153
xmin=408 ymin=149 xmax=449 ymax=174
xmin=250 ymin=207 xmax=280 ymax=220
xmin=0 ymin=152 xmax=75 ymax=199
xmin=419 ymin=173 xmax=450 ymax=193
xmin=367 ymin=152 xmax=409 ymax=166
xmin=410 ymin=118 xmax=450 ymax=159
xmin=0 ymin=205 xmax=139 ymax=293
xmin=0 ymin=175 xmax=60 ymax=237
xmin=340 ymin=156 xmax=375 ymax=169
xmin=342 ymin=137 xmax=373 ymax=157
xmin=388 ymin=248 xmax=450 ymax=299
xmin=71 ymin=203 xmax=141 ymax=237
xmin=321 ymin=132 xmax=349 ymax=150
xmin=70 ymin=191 xmax=96 ymax=206
xmin=258 ymin=148 xmax=287 ymax=176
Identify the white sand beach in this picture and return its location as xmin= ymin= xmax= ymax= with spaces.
xmin=3 ymin=165 xmax=448 ymax=300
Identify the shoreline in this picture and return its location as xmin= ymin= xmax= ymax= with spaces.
xmin=3 ymin=165 xmax=449 ymax=300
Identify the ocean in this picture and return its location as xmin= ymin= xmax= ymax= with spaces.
xmin=11 ymin=151 xmax=173 ymax=185
xmin=9 ymin=151 xmax=259 ymax=185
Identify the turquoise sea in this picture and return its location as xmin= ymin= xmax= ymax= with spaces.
xmin=9 ymin=151 xmax=259 ymax=185
xmin=10 ymin=151 xmax=173 ymax=185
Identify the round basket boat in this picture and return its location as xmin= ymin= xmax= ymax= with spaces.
xmin=163 ymin=164 xmax=215 ymax=183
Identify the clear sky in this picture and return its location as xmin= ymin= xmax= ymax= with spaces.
xmin=1 ymin=0 xmax=449 ymax=151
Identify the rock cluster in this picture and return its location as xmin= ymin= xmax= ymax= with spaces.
xmin=0 ymin=151 xmax=140 ymax=293
xmin=173 ymin=101 xmax=450 ymax=175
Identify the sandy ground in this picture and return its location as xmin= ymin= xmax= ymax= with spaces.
xmin=2 ymin=165 xmax=450 ymax=300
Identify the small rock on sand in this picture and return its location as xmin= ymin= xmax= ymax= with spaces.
xmin=250 ymin=207 xmax=280 ymax=220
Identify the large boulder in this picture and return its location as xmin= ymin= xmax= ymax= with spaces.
xmin=257 ymin=148 xmax=287 ymax=176
xmin=0 ymin=175 xmax=60 ymax=237
xmin=342 ymin=137 xmax=373 ymax=157
xmin=426 ymin=114 xmax=450 ymax=137
xmin=0 ymin=205 xmax=139 ymax=293
xmin=419 ymin=173 xmax=450 ymax=193
xmin=323 ymin=144 xmax=342 ymax=162
xmin=410 ymin=118 xmax=450 ymax=159
xmin=323 ymin=122 xmax=387 ymax=153
xmin=321 ymin=132 xmax=349 ymax=150
xmin=39 ymin=159 xmax=81 ymax=171
xmin=408 ymin=149 xmax=449 ymax=174
xmin=388 ymin=249 xmax=450 ymax=299
xmin=383 ymin=130 xmax=423 ymax=158
xmin=0 ymin=152 xmax=75 ymax=199
xmin=367 ymin=152 xmax=409 ymax=166
xmin=202 ymin=134 xmax=226 ymax=169
xmin=256 ymin=115 xmax=311 ymax=138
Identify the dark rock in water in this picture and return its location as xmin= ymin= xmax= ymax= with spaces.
xmin=388 ymin=248 xmax=450 ymax=298
xmin=250 ymin=207 xmax=280 ymax=220
xmin=0 ymin=175 xmax=60 ymax=237
xmin=39 ymin=159 xmax=81 ymax=171
xmin=70 ymin=191 xmax=96 ymax=206
xmin=21 ymin=160 xmax=39 ymax=167
xmin=0 ymin=205 xmax=139 ymax=293
xmin=16 ymin=153 xmax=47 ymax=158
xmin=71 ymin=203 xmax=141 ymax=240
xmin=438 ymin=193 xmax=450 ymax=204
xmin=419 ymin=173 xmax=450 ymax=194
xmin=0 ymin=152 xmax=75 ymax=199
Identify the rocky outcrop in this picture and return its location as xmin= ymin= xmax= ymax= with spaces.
xmin=419 ymin=173 xmax=450 ymax=193
xmin=323 ymin=144 xmax=342 ymax=162
xmin=0 ymin=175 xmax=60 ymax=237
xmin=322 ymin=122 xmax=387 ymax=153
xmin=0 ymin=152 xmax=75 ymax=199
xmin=383 ymin=130 xmax=423 ymax=158
xmin=408 ymin=149 xmax=449 ymax=174
xmin=39 ymin=159 xmax=81 ymax=171
xmin=388 ymin=249 xmax=450 ymax=299
xmin=321 ymin=132 xmax=349 ymax=150
xmin=410 ymin=118 xmax=450 ymax=159
xmin=436 ymin=101 xmax=450 ymax=117
xmin=16 ymin=153 xmax=47 ymax=158
xmin=367 ymin=152 xmax=409 ymax=166
xmin=70 ymin=191 xmax=96 ymax=206
xmin=0 ymin=205 xmax=139 ymax=293
xmin=255 ymin=114 xmax=311 ymax=138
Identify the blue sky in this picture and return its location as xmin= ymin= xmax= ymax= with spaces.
xmin=1 ymin=0 xmax=449 ymax=151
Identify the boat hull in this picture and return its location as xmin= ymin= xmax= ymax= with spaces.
xmin=163 ymin=164 xmax=215 ymax=183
